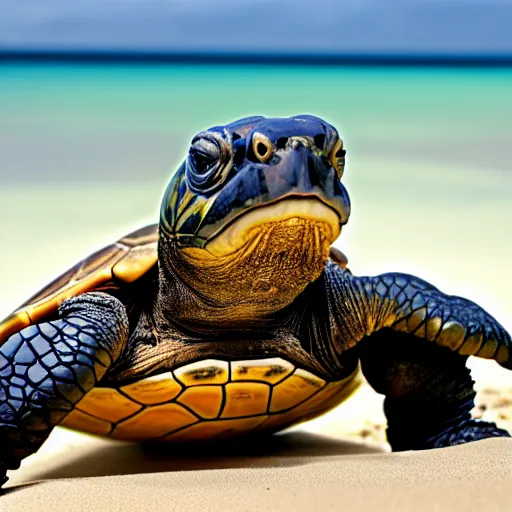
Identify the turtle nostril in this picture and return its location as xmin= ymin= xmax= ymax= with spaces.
xmin=257 ymin=142 xmax=268 ymax=157
xmin=252 ymin=133 xmax=274 ymax=163
xmin=314 ymin=134 xmax=326 ymax=151
xmin=276 ymin=137 xmax=288 ymax=150
xmin=233 ymin=145 xmax=246 ymax=167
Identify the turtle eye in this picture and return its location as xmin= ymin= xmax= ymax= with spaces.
xmin=187 ymin=133 xmax=232 ymax=194
xmin=190 ymin=139 xmax=220 ymax=175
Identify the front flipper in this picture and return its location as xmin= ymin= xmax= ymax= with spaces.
xmin=324 ymin=262 xmax=512 ymax=450
xmin=358 ymin=330 xmax=510 ymax=451
xmin=325 ymin=262 xmax=512 ymax=369
xmin=0 ymin=292 xmax=128 ymax=488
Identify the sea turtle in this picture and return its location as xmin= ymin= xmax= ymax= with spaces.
xmin=0 ymin=115 xmax=510 ymax=487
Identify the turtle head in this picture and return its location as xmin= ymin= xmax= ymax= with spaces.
xmin=159 ymin=115 xmax=351 ymax=321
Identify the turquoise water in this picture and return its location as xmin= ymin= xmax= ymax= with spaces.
xmin=0 ymin=64 xmax=511 ymax=337
xmin=2 ymin=65 xmax=511 ymax=184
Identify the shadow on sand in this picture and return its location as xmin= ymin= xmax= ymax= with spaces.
xmin=6 ymin=432 xmax=386 ymax=493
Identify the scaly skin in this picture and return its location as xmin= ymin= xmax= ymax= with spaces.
xmin=324 ymin=264 xmax=511 ymax=368
xmin=0 ymin=293 xmax=128 ymax=485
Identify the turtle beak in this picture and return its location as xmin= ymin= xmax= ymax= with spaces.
xmin=260 ymin=141 xmax=350 ymax=225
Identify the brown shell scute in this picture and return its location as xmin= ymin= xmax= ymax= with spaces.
xmin=119 ymin=224 xmax=160 ymax=247
xmin=0 ymin=224 xmax=159 ymax=345
xmin=60 ymin=358 xmax=362 ymax=442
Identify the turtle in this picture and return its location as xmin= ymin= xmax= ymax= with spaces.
xmin=0 ymin=114 xmax=511 ymax=488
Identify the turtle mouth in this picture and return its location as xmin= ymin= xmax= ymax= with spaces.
xmin=202 ymin=196 xmax=342 ymax=257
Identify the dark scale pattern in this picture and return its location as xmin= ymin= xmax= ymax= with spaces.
xmin=0 ymin=292 xmax=128 ymax=483
xmin=324 ymin=261 xmax=511 ymax=449
xmin=324 ymin=261 xmax=512 ymax=369
xmin=428 ymin=419 xmax=510 ymax=448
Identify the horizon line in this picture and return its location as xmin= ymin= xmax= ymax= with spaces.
xmin=1 ymin=49 xmax=512 ymax=67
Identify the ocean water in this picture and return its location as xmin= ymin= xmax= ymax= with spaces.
xmin=0 ymin=63 xmax=511 ymax=390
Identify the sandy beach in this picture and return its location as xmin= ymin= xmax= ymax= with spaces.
xmin=6 ymin=438 xmax=512 ymax=512
xmin=4 ymin=438 xmax=512 ymax=512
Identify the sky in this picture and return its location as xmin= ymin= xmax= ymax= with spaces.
xmin=1 ymin=0 xmax=512 ymax=55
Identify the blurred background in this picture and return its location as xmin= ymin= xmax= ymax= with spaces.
xmin=1 ymin=0 xmax=512 ymax=458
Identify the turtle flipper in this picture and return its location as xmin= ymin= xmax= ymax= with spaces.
xmin=324 ymin=262 xmax=512 ymax=449
xmin=325 ymin=262 xmax=512 ymax=369
xmin=358 ymin=329 xmax=510 ymax=451
xmin=0 ymin=292 xmax=128 ymax=488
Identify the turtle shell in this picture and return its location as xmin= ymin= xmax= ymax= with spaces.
xmin=0 ymin=225 xmax=347 ymax=347
xmin=0 ymin=224 xmax=159 ymax=346
xmin=0 ymin=225 xmax=353 ymax=441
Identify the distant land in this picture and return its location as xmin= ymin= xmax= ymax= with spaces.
xmin=1 ymin=0 xmax=511 ymax=61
